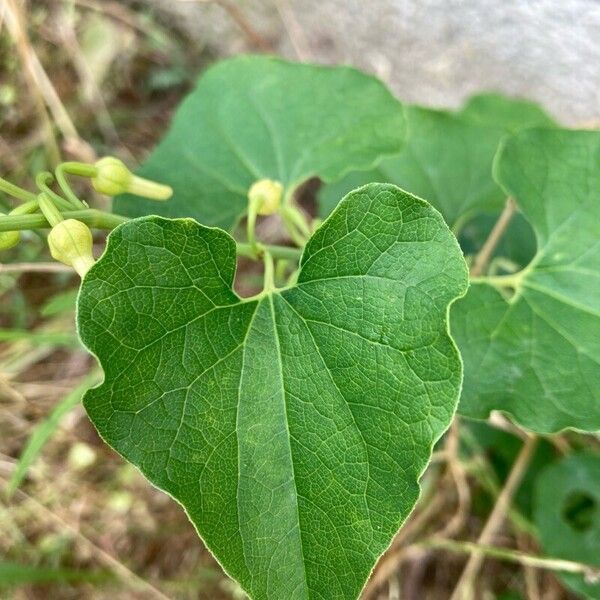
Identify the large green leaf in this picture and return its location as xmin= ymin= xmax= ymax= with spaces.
xmin=453 ymin=129 xmax=600 ymax=433
xmin=78 ymin=183 xmax=467 ymax=600
xmin=318 ymin=94 xmax=554 ymax=230
xmin=534 ymin=453 xmax=600 ymax=599
xmin=114 ymin=56 xmax=405 ymax=231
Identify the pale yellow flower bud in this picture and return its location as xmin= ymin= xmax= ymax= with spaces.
xmin=92 ymin=157 xmax=172 ymax=200
xmin=47 ymin=219 xmax=95 ymax=278
xmin=248 ymin=179 xmax=283 ymax=216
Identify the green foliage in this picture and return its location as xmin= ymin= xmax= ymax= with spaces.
xmin=535 ymin=453 xmax=600 ymax=598
xmin=4 ymin=51 xmax=598 ymax=600
xmin=453 ymin=129 xmax=600 ymax=433
xmin=114 ymin=55 xmax=405 ymax=231
xmin=318 ymin=93 xmax=553 ymax=228
xmin=78 ymin=184 xmax=467 ymax=600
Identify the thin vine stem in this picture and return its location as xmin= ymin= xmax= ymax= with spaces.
xmin=0 ymin=209 xmax=126 ymax=231
xmin=0 ymin=209 xmax=303 ymax=263
xmin=55 ymin=163 xmax=89 ymax=209
xmin=35 ymin=172 xmax=77 ymax=212
xmin=37 ymin=193 xmax=63 ymax=227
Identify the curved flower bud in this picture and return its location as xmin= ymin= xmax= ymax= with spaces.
xmin=0 ymin=212 xmax=20 ymax=250
xmin=91 ymin=157 xmax=172 ymax=200
xmin=248 ymin=179 xmax=283 ymax=216
xmin=47 ymin=219 xmax=95 ymax=278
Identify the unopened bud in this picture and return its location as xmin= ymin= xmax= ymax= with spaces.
xmin=0 ymin=213 xmax=19 ymax=250
xmin=47 ymin=219 xmax=95 ymax=278
xmin=248 ymin=179 xmax=283 ymax=216
xmin=92 ymin=157 xmax=172 ymax=200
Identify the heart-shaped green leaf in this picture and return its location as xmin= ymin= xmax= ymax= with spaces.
xmin=318 ymin=94 xmax=553 ymax=229
xmin=534 ymin=453 xmax=600 ymax=598
xmin=79 ymin=183 xmax=467 ymax=600
xmin=453 ymin=129 xmax=600 ymax=433
xmin=114 ymin=56 xmax=405 ymax=231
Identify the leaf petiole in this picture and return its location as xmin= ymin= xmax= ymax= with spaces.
xmin=262 ymin=251 xmax=275 ymax=293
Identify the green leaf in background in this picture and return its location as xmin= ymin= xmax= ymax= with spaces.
xmin=114 ymin=55 xmax=405 ymax=231
xmin=534 ymin=453 xmax=600 ymax=599
xmin=457 ymin=92 xmax=555 ymax=130
xmin=318 ymin=93 xmax=554 ymax=231
xmin=79 ymin=183 xmax=468 ymax=600
xmin=453 ymin=129 xmax=600 ymax=433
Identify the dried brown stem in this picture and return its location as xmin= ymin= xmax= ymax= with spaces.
xmin=470 ymin=197 xmax=517 ymax=276
xmin=449 ymin=435 xmax=538 ymax=600
xmin=0 ymin=262 xmax=73 ymax=274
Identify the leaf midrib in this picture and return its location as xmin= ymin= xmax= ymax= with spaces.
xmin=266 ymin=294 xmax=310 ymax=598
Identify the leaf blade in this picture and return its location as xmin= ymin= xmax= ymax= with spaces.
xmin=114 ymin=56 xmax=405 ymax=231
xmin=79 ymin=183 xmax=468 ymax=599
xmin=453 ymin=128 xmax=600 ymax=433
xmin=318 ymin=94 xmax=554 ymax=230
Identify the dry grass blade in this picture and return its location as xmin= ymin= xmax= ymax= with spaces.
xmin=3 ymin=0 xmax=95 ymax=162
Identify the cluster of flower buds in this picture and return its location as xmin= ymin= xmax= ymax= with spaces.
xmin=0 ymin=156 xmax=173 ymax=278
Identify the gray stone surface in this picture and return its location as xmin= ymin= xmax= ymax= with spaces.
xmin=148 ymin=0 xmax=600 ymax=125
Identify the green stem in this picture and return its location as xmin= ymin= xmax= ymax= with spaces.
xmin=55 ymin=163 xmax=90 ymax=209
xmin=10 ymin=200 xmax=39 ymax=216
xmin=0 ymin=209 xmax=127 ymax=232
xmin=283 ymin=204 xmax=311 ymax=238
xmin=246 ymin=196 xmax=262 ymax=255
xmin=262 ymin=252 xmax=275 ymax=293
xmin=275 ymin=259 xmax=289 ymax=285
xmin=38 ymin=194 xmax=64 ymax=227
xmin=236 ymin=242 xmax=302 ymax=262
xmin=281 ymin=211 xmax=309 ymax=247
xmin=60 ymin=162 xmax=98 ymax=177
xmin=35 ymin=172 xmax=77 ymax=212
xmin=0 ymin=177 xmax=37 ymax=203
xmin=0 ymin=210 xmax=303 ymax=263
